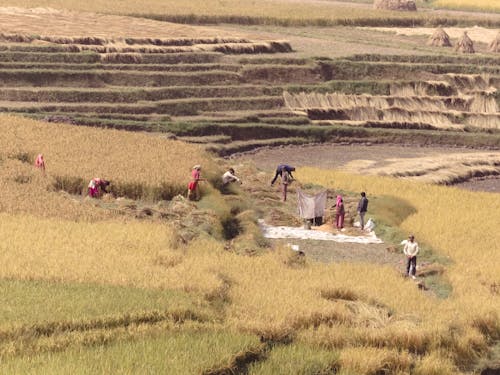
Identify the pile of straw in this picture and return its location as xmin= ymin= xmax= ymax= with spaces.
xmin=455 ymin=31 xmax=475 ymax=54
xmin=489 ymin=31 xmax=500 ymax=53
xmin=427 ymin=28 xmax=451 ymax=47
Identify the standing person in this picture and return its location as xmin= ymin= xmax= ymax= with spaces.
xmin=187 ymin=165 xmax=204 ymax=201
xmin=403 ymin=234 xmax=420 ymax=279
xmin=281 ymin=167 xmax=292 ymax=202
xmin=222 ymin=168 xmax=241 ymax=186
xmin=271 ymin=164 xmax=295 ymax=186
xmin=335 ymin=195 xmax=345 ymax=230
xmin=357 ymin=191 xmax=368 ymax=230
xmin=34 ymin=154 xmax=46 ymax=174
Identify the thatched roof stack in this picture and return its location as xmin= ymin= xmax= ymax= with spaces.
xmin=489 ymin=31 xmax=500 ymax=53
xmin=427 ymin=28 xmax=452 ymax=47
xmin=455 ymin=31 xmax=475 ymax=54
xmin=373 ymin=0 xmax=417 ymax=11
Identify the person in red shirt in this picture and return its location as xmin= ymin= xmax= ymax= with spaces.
xmin=187 ymin=165 xmax=205 ymax=201
xmin=34 ymin=154 xmax=46 ymax=174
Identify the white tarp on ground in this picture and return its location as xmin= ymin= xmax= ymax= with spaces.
xmin=259 ymin=220 xmax=383 ymax=244
xmin=297 ymin=189 xmax=327 ymax=219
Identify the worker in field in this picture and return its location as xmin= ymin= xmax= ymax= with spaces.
xmin=280 ymin=167 xmax=293 ymax=202
xmin=34 ymin=154 xmax=46 ymax=174
xmin=187 ymin=165 xmax=204 ymax=201
xmin=335 ymin=195 xmax=345 ymax=230
xmin=270 ymin=164 xmax=295 ymax=186
xmin=402 ymin=234 xmax=420 ymax=279
xmin=357 ymin=191 xmax=369 ymax=230
xmin=222 ymin=168 xmax=241 ymax=186
xmin=88 ymin=178 xmax=110 ymax=198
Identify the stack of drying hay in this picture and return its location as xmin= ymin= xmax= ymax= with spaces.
xmin=427 ymin=28 xmax=451 ymax=47
xmin=489 ymin=31 xmax=500 ymax=53
xmin=455 ymin=31 xmax=475 ymax=54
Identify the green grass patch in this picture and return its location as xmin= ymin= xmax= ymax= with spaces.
xmin=0 ymin=69 xmax=242 ymax=87
xmin=0 ymin=85 xmax=283 ymax=103
xmin=0 ymin=279 xmax=208 ymax=329
xmin=0 ymin=329 xmax=260 ymax=374
xmin=248 ymin=343 xmax=339 ymax=374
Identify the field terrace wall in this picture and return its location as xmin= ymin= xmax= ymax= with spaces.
xmin=0 ymin=38 xmax=499 ymax=152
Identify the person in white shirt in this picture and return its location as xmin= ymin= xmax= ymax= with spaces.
xmin=222 ymin=168 xmax=241 ymax=186
xmin=403 ymin=234 xmax=420 ymax=279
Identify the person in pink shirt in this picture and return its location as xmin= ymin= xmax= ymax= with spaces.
xmin=34 ymin=154 xmax=46 ymax=173
xmin=335 ymin=195 xmax=345 ymax=229
xmin=187 ymin=165 xmax=204 ymax=201
xmin=88 ymin=178 xmax=110 ymax=198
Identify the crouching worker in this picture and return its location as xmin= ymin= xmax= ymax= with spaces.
xmin=88 ymin=178 xmax=110 ymax=198
xmin=222 ymin=168 xmax=241 ymax=186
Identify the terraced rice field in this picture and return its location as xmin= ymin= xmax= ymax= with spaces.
xmin=0 ymin=35 xmax=499 ymax=152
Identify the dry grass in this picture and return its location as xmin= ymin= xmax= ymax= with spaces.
xmin=433 ymin=0 xmax=500 ymax=12
xmin=341 ymin=151 xmax=500 ymax=185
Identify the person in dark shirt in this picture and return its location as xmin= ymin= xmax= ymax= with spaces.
xmin=271 ymin=164 xmax=295 ymax=186
xmin=357 ymin=191 xmax=369 ymax=230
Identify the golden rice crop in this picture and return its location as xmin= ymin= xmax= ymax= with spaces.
xmin=0 ymin=115 xmax=213 ymax=187
xmin=0 ymin=115 xmax=217 ymax=214
xmin=299 ymin=167 xmax=500 ymax=328
xmin=0 ymin=0 xmax=398 ymax=22
xmin=433 ymin=0 xmax=500 ymax=12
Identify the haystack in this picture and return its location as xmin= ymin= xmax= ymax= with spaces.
xmin=489 ymin=31 xmax=500 ymax=53
xmin=373 ymin=0 xmax=417 ymax=11
xmin=427 ymin=28 xmax=451 ymax=47
xmin=455 ymin=31 xmax=475 ymax=54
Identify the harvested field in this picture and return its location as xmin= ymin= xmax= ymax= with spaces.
xmin=233 ymin=143 xmax=500 ymax=192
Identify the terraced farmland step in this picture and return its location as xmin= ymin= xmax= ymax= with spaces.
xmin=344 ymin=54 xmax=500 ymax=66
xmin=0 ymin=51 xmax=223 ymax=64
xmin=0 ymin=69 xmax=242 ymax=87
xmin=0 ymin=85 xmax=285 ymax=103
xmin=319 ymin=60 xmax=500 ymax=81
xmin=0 ymin=96 xmax=284 ymax=116
xmin=0 ymin=62 xmax=241 ymax=72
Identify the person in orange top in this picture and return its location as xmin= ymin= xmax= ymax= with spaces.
xmin=34 ymin=154 xmax=46 ymax=173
